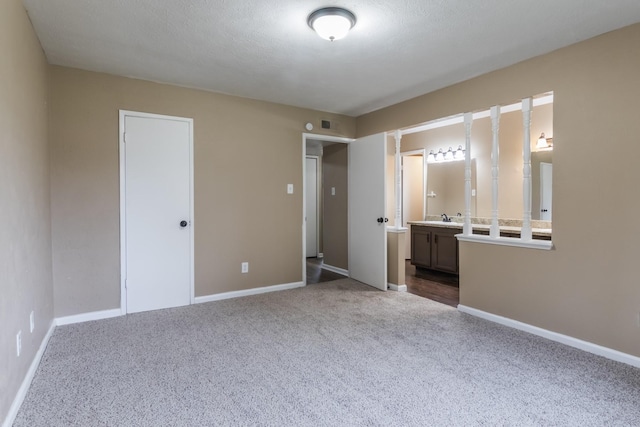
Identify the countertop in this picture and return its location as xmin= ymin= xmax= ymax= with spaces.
xmin=408 ymin=220 xmax=552 ymax=238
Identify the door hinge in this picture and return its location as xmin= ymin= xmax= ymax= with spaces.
xmin=124 ymin=278 xmax=127 ymax=289
xmin=123 ymin=132 xmax=127 ymax=143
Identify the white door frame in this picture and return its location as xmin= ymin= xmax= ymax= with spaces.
xmin=302 ymin=133 xmax=353 ymax=285
xmin=119 ymin=110 xmax=195 ymax=312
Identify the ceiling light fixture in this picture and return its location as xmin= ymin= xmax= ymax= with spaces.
xmin=307 ymin=7 xmax=356 ymax=41
xmin=536 ymin=132 xmax=553 ymax=150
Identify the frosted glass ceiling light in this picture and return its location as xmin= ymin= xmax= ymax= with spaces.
xmin=308 ymin=7 xmax=356 ymax=41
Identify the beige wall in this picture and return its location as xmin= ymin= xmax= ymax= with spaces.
xmin=49 ymin=66 xmax=356 ymax=317
xmin=0 ymin=0 xmax=53 ymax=421
xmin=357 ymin=23 xmax=640 ymax=357
xmin=322 ymin=144 xmax=348 ymax=269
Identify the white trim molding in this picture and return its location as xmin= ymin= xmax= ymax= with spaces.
xmin=321 ymin=264 xmax=349 ymax=277
xmin=55 ymin=308 xmax=124 ymax=326
xmin=386 ymin=226 xmax=408 ymax=234
xmin=3 ymin=321 xmax=56 ymax=427
xmin=388 ymin=283 xmax=407 ymax=292
xmin=458 ymin=305 xmax=640 ymax=368
xmin=194 ymin=281 xmax=304 ymax=304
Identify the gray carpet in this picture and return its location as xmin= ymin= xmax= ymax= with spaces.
xmin=14 ymin=279 xmax=640 ymax=426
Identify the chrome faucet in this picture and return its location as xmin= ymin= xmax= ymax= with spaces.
xmin=441 ymin=213 xmax=451 ymax=222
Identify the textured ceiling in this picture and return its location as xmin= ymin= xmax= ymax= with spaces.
xmin=22 ymin=0 xmax=640 ymax=116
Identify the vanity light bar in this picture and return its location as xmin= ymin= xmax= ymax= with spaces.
xmin=427 ymin=146 xmax=465 ymax=163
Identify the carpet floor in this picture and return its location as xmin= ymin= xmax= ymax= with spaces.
xmin=14 ymin=279 xmax=640 ymax=426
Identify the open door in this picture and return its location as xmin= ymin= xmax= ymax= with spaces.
xmin=348 ymin=133 xmax=387 ymax=291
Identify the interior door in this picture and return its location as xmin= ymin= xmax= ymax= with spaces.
xmin=348 ymin=133 xmax=387 ymax=291
xmin=123 ymin=113 xmax=192 ymax=313
xmin=540 ymin=162 xmax=552 ymax=221
xmin=305 ymin=156 xmax=318 ymax=257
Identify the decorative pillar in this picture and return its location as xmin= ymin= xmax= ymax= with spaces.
xmin=394 ymin=130 xmax=402 ymax=229
xmin=463 ymin=112 xmax=473 ymax=236
xmin=521 ymin=98 xmax=533 ymax=241
xmin=490 ymin=106 xmax=500 ymax=238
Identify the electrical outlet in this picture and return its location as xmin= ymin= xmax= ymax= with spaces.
xmin=16 ymin=331 xmax=22 ymax=357
xmin=241 ymin=262 xmax=249 ymax=273
xmin=30 ymin=311 xmax=35 ymax=333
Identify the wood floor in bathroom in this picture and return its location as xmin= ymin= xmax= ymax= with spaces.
xmin=306 ymin=258 xmax=459 ymax=308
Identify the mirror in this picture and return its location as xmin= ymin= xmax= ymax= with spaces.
xmin=426 ymin=160 xmax=476 ymax=218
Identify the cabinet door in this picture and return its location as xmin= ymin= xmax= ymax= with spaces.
xmin=411 ymin=227 xmax=432 ymax=268
xmin=433 ymin=229 xmax=458 ymax=273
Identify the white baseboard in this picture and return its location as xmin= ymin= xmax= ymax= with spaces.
xmin=457 ymin=305 xmax=640 ymax=368
xmin=55 ymin=308 xmax=123 ymax=326
xmin=194 ymin=281 xmax=305 ymax=304
xmin=388 ymin=283 xmax=407 ymax=292
xmin=3 ymin=320 xmax=56 ymax=427
xmin=321 ymin=264 xmax=348 ymax=277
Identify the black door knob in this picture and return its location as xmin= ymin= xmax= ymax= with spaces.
xmin=377 ymin=217 xmax=384 ymax=223
xmin=180 ymin=220 xmax=188 ymax=227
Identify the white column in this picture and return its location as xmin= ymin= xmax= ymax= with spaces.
xmin=521 ymin=98 xmax=533 ymax=241
xmin=490 ymin=106 xmax=500 ymax=238
xmin=394 ymin=130 xmax=402 ymax=229
xmin=463 ymin=112 xmax=473 ymax=236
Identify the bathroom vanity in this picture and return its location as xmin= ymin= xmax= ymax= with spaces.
xmin=411 ymin=225 xmax=459 ymax=274
xmin=409 ymin=221 xmax=552 ymax=275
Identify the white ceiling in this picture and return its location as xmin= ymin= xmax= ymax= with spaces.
xmin=22 ymin=0 xmax=640 ymax=116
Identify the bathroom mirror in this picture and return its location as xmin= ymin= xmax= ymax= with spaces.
xmin=426 ymin=160 xmax=477 ymax=218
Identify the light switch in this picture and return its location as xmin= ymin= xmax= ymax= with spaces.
xmin=287 ymin=184 xmax=294 ymax=194
xmin=331 ymin=187 xmax=336 ymax=196
xmin=472 ymin=189 xmax=476 ymax=197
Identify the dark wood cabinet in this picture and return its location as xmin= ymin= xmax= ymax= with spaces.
xmin=411 ymin=225 xmax=459 ymax=274
xmin=411 ymin=226 xmax=432 ymax=268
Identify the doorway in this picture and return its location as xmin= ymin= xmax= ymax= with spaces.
xmin=119 ymin=110 xmax=194 ymax=314
xmin=302 ymin=132 xmax=388 ymax=290
xmin=401 ymin=150 xmax=426 ymax=259
xmin=304 ymin=137 xmax=349 ymax=283
xmin=540 ymin=162 xmax=552 ymax=221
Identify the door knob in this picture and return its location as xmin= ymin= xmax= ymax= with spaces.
xmin=180 ymin=220 xmax=188 ymax=228
xmin=377 ymin=217 xmax=384 ymax=223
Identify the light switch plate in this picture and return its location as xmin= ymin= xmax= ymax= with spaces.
xmin=331 ymin=187 xmax=336 ymax=196
xmin=287 ymin=184 xmax=293 ymax=194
